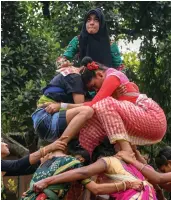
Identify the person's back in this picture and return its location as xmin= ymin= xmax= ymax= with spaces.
xmin=105 ymin=68 xmax=140 ymax=103
xmin=22 ymin=155 xmax=83 ymax=200
xmin=38 ymin=66 xmax=84 ymax=105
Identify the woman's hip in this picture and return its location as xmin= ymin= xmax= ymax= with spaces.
xmin=32 ymin=108 xmax=67 ymax=142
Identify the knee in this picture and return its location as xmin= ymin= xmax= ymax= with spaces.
xmin=82 ymin=106 xmax=94 ymax=119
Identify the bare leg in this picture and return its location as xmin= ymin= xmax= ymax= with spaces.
xmin=114 ymin=143 xmax=121 ymax=153
xmin=59 ymin=106 xmax=94 ymax=144
xmin=117 ymin=140 xmax=133 ymax=153
xmin=131 ymin=145 xmax=147 ymax=164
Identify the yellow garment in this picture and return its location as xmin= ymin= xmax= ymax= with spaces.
xmin=102 ymin=156 xmax=131 ymax=176
xmin=37 ymin=95 xmax=55 ymax=107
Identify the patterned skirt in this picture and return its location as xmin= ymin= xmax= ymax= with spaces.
xmin=79 ymin=95 xmax=167 ymax=155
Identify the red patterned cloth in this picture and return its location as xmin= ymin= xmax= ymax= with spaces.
xmin=79 ymin=95 xmax=167 ymax=155
xmin=36 ymin=193 xmax=47 ymax=200
xmin=64 ymin=181 xmax=84 ymax=200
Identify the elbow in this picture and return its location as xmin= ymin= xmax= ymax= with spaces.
xmin=91 ymin=187 xmax=100 ymax=195
xmin=158 ymin=174 xmax=164 ymax=184
xmin=91 ymin=186 xmax=104 ymax=195
xmin=77 ymin=168 xmax=91 ymax=179
xmin=151 ymin=173 xmax=163 ymax=184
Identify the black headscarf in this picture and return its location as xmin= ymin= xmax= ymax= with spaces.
xmin=79 ymin=8 xmax=112 ymax=67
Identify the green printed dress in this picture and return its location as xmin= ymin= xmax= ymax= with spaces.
xmin=22 ymin=156 xmax=90 ymax=200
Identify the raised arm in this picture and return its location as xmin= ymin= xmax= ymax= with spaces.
xmin=2 ymin=138 xmax=67 ymax=176
xmin=117 ymin=151 xmax=171 ymax=184
xmin=29 ymin=138 xmax=67 ymax=165
xmin=132 ymin=160 xmax=171 ymax=184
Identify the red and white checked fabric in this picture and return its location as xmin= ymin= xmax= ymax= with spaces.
xmin=79 ymin=113 xmax=106 ymax=155
xmin=79 ymin=96 xmax=167 ymax=155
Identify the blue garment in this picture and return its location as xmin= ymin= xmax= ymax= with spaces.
xmin=32 ymin=108 xmax=67 ymax=142
xmin=43 ymin=86 xmax=64 ymax=96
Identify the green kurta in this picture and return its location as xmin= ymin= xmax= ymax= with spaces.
xmin=63 ymin=36 xmax=122 ymax=68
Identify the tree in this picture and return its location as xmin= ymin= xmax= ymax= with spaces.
xmin=2 ymin=1 xmax=171 ymax=147
xmin=1 ymin=1 xmax=60 ymax=134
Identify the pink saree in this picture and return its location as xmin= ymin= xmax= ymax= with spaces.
xmin=109 ymin=162 xmax=157 ymax=200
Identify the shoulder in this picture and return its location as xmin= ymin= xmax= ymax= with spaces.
xmin=101 ymin=156 xmax=120 ymax=167
xmin=110 ymin=41 xmax=119 ymax=49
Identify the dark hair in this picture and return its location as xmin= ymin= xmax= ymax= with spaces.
xmin=91 ymin=137 xmax=116 ymax=163
xmin=155 ymin=146 xmax=171 ymax=168
xmin=80 ymin=56 xmax=106 ymax=87
xmin=72 ymin=149 xmax=91 ymax=166
xmin=68 ymin=139 xmax=90 ymax=166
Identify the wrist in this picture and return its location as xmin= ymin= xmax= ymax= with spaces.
xmin=133 ymin=160 xmax=142 ymax=168
xmin=125 ymin=181 xmax=132 ymax=190
xmin=46 ymin=145 xmax=52 ymax=154
xmin=60 ymin=102 xmax=68 ymax=110
xmin=39 ymin=147 xmax=47 ymax=157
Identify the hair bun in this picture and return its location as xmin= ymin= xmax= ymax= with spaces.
xmin=161 ymin=155 xmax=167 ymax=162
xmin=81 ymin=56 xmax=93 ymax=66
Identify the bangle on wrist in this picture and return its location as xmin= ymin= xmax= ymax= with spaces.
xmin=39 ymin=147 xmax=44 ymax=157
xmin=60 ymin=102 xmax=68 ymax=109
xmin=125 ymin=181 xmax=131 ymax=189
xmin=114 ymin=183 xmax=120 ymax=192
xmin=43 ymin=147 xmax=46 ymax=156
xmin=122 ymin=181 xmax=126 ymax=191
xmin=140 ymin=164 xmax=147 ymax=172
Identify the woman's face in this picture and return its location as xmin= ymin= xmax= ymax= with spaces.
xmin=159 ymin=160 xmax=171 ymax=173
xmin=86 ymin=71 xmax=105 ymax=92
xmin=1 ymin=142 xmax=10 ymax=158
xmin=86 ymin=14 xmax=100 ymax=34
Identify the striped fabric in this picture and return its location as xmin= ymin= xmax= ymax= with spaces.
xmin=79 ymin=95 xmax=167 ymax=155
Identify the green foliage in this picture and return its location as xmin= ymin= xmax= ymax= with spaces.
xmin=123 ymin=52 xmax=140 ymax=83
xmin=1 ymin=1 xmax=171 ymax=148
xmin=1 ymin=1 xmax=60 ymax=133
xmin=7 ymin=179 xmax=17 ymax=193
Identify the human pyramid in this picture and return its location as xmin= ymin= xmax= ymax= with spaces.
xmin=2 ymin=8 xmax=170 ymax=200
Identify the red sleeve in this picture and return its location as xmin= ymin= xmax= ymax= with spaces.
xmin=84 ymin=76 xmax=120 ymax=107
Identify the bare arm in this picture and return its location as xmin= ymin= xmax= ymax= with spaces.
xmin=29 ymin=138 xmax=67 ymax=165
xmin=117 ymin=151 xmax=171 ymax=184
xmin=85 ymin=180 xmax=143 ymax=195
xmin=131 ymin=160 xmax=171 ymax=184
xmin=43 ymin=159 xmax=106 ymax=183
xmin=72 ymin=93 xmax=85 ymax=104
xmin=131 ymin=146 xmax=147 ymax=164
xmin=33 ymin=159 xmax=107 ymax=192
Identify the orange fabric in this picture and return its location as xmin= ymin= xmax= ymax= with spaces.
xmin=84 ymin=76 xmax=120 ymax=107
xmin=117 ymin=82 xmax=139 ymax=103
